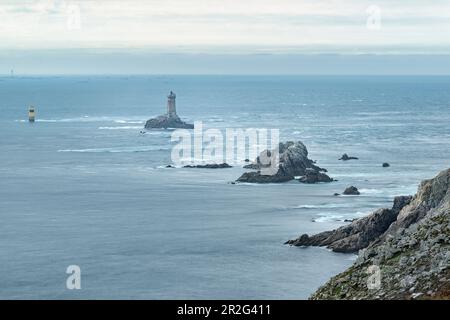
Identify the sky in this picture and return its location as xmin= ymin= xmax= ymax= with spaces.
xmin=1 ymin=0 xmax=450 ymax=74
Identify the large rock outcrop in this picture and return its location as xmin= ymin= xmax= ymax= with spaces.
xmin=237 ymin=141 xmax=332 ymax=183
xmin=145 ymin=114 xmax=194 ymax=129
xmin=308 ymin=168 xmax=450 ymax=299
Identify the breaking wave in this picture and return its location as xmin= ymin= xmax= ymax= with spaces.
xmin=16 ymin=116 xmax=146 ymax=123
xmin=293 ymin=203 xmax=350 ymax=210
xmin=58 ymin=146 xmax=169 ymax=153
xmin=98 ymin=126 xmax=142 ymax=130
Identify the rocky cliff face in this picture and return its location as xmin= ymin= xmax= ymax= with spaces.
xmin=237 ymin=141 xmax=332 ymax=183
xmin=309 ymin=168 xmax=450 ymax=300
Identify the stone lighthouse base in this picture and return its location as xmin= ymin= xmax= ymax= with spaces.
xmin=145 ymin=114 xmax=194 ymax=129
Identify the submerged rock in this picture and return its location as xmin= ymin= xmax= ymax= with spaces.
xmin=339 ymin=153 xmax=359 ymax=161
xmin=383 ymin=162 xmax=390 ymax=167
xmin=343 ymin=186 xmax=360 ymax=195
xmin=237 ymin=141 xmax=330 ymax=183
xmin=307 ymin=168 xmax=450 ymax=300
xmin=183 ymin=163 xmax=232 ymax=169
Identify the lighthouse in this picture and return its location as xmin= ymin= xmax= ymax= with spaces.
xmin=28 ymin=106 xmax=36 ymax=122
xmin=144 ymin=91 xmax=193 ymax=129
xmin=167 ymin=91 xmax=177 ymax=118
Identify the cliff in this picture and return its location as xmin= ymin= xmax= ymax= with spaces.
xmin=308 ymin=168 xmax=450 ymax=300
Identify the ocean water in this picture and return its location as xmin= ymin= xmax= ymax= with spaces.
xmin=0 ymin=75 xmax=449 ymax=299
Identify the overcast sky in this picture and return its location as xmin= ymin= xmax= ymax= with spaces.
xmin=1 ymin=0 xmax=450 ymax=74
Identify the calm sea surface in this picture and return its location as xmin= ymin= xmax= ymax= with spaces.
xmin=0 ymin=75 xmax=449 ymax=299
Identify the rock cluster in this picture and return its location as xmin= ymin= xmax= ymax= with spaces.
xmin=299 ymin=168 xmax=334 ymax=184
xmin=237 ymin=141 xmax=333 ymax=184
xmin=339 ymin=153 xmax=359 ymax=161
xmin=307 ymin=168 xmax=450 ymax=299
xmin=145 ymin=114 xmax=194 ymax=129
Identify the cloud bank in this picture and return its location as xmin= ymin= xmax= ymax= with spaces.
xmin=1 ymin=0 xmax=450 ymax=53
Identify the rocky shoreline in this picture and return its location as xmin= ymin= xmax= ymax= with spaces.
xmin=285 ymin=196 xmax=412 ymax=253
xmin=299 ymin=168 xmax=450 ymax=299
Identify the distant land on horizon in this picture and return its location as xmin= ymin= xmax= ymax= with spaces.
xmin=2 ymin=50 xmax=450 ymax=76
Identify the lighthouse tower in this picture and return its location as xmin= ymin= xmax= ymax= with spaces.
xmin=167 ymin=91 xmax=177 ymax=118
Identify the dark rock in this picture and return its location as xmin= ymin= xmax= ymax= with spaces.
xmin=145 ymin=114 xmax=194 ymax=129
xmin=286 ymin=195 xmax=413 ymax=253
xmin=237 ymin=171 xmax=293 ymax=183
xmin=311 ymin=168 xmax=450 ymax=300
xmin=243 ymin=163 xmax=260 ymax=170
xmin=298 ymin=168 xmax=334 ymax=184
xmin=236 ymin=141 xmax=328 ymax=183
xmin=391 ymin=195 xmax=413 ymax=215
xmin=166 ymin=165 xmax=175 ymax=168
xmin=343 ymin=186 xmax=360 ymax=195
xmin=334 ymin=193 xmax=340 ymax=196
xmin=285 ymin=200 xmax=407 ymax=253
xmin=383 ymin=162 xmax=390 ymax=167
xmin=244 ymin=159 xmax=250 ymax=162
xmin=183 ymin=163 xmax=232 ymax=169
xmin=339 ymin=153 xmax=359 ymax=161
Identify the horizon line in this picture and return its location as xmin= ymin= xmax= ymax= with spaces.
xmin=3 ymin=73 xmax=450 ymax=77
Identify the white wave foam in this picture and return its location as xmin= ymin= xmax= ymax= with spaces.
xmin=314 ymin=210 xmax=368 ymax=223
xmin=16 ymin=116 xmax=146 ymax=124
xmin=207 ymin=118 xmax=224 ymax=122
xmin=98 ymin=126 xmax=142 ymax=130
xmin=354 ymin=211 xmax=370 ymax=217
xmin=141 ymin=131 xmax=171 ymax=136
xmin=313 ymin=215 xmax=344 ymax=223
xmin=355 ymin=111 xmax=409 ymax=116
xmin=114 ymin=120 xmax=144 ymax=124
xmin=358 ymin=188 xmax=384 ymax=195
xmin=58 ymin=146 xmax=169 ymax=153
xmin=156 ymin=165 xmax=182 ymax=169
xmin=294 ymin=203 xmax=349 ymax=209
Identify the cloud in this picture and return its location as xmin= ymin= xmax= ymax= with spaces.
xmin=0 ymin=0 xmax=449 ymax=52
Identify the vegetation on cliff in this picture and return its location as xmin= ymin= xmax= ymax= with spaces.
xmin=309 ymin=168 xmax=450 ymax=299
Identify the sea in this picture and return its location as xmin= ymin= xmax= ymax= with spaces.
xmin=0 ymin=75 xmax=449 ymax=299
